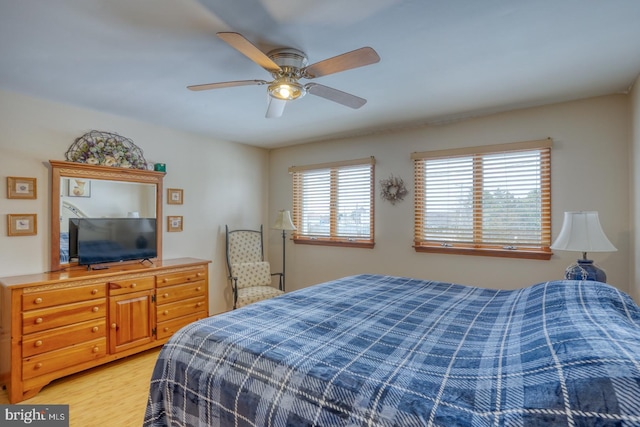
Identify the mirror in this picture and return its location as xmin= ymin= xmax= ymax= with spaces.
xmin=50 ymin=160 xmax=164 ymax=271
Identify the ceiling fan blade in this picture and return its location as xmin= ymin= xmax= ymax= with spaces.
xmin=306 ymin=83 xmax=367 ymax=109
xmin=302 ymin=47 xmax=380 ymax=79
xmin=217 ymin=32 xmax=282 ymax=74
xmin=266 ymin=97 xmax=286 ymax=118
xmin=187 ymin=80 xmax=268 ymax=91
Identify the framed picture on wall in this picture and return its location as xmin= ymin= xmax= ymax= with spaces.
xmin=67 ymin=178 xmax=91 ymax=197
xmin=7 ymin=213 xmax=37 ymax=236
xmin=167 ymin=188 xmax=183 ymax=205
xmin=7 ymin=177 xmax=37 ymax=199
xmin=167 ymin=215 xmax=183 ymax=232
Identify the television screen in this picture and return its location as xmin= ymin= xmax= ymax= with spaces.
xmin=76 ymin=218 xmax=157 ymax=266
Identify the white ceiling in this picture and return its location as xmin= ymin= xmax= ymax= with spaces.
xmin=2 ymin=0 xmax=640 ymax=149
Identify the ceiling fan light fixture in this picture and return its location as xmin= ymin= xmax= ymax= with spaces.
xmin=191 ymin=32 xmax=379 ymax=116
xmin=268 ymin=77 xmax=306 ymax=101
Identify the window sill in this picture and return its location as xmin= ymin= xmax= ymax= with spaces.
xmin=293 ymin=238 xmax=375 ymax=249
xmin=414 ymin=245 xmax=552 ymax=260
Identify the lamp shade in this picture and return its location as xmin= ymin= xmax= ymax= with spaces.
xmin=273 ymin=210 xmax=296 ymax=231
xmin=137 ymin=218 xmax=155 ymax=233
xmin=550 ymin=211 xmax=616 ymax=252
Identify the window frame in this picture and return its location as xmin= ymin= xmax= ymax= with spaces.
xmin=289 ymin=157 xmax=375 ymax=248
xmin=412 ymin=139 xmax=552 ymax=260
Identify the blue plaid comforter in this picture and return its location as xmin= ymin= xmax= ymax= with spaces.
xmin=144 ymin=274 xmax=640 ymax=426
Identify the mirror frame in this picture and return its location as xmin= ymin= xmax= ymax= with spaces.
xmin=49 ymin=160 xmax=165 ymax=272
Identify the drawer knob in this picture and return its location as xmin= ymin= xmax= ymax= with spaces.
xmin=111 ymin=323 xmax=117 ymax=329
xmin=196 ymin=287 xmax=202 ymax=291
xmin=91 ymin=289 xmax=98 ymax=295
xmin=196 ymin=302 xmax=203 ymax=307
xmin=34 ymin=340 xmax=43 ymax=347
xmin=92 ymin=346 xmax=99 ymax=353
xmin=35 ymin=317 xmax=43 ymax=324
xmin=163 ymin=310 xmax=169 ymax=316
xmin=35 ymin=363 xmax=43 ymax=370
xmin=130 ymin=283 xmax=137 ymax=288
xmin=197 ymin=272 xmax=203 ymax=277
xmin=92 ymin=326 xmax=99 ymax=333
xmin=34 ymin=297 xmax=43 ymax=304
xmin=163 ymin=293 xmax=169 ymax=298
xmin=92 ymin=306 xmax=99 ymax=313
xmin=163 ymin=278 xmax=169 ymax=283
xmin=163 ymin=327 xmax=169 ymax=332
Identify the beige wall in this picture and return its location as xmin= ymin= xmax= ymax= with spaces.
xmin=269 ymin=95 xmax=632 ymax=295
xmin=0 ymin=89 xmax=269 ymax=315
xmin=1 ymin=89 xmax=635 ymax=311
xmin=631 ymin=75 xmax=640 ymax=302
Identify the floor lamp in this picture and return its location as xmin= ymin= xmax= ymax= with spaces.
xmin=273 ymin=210 xmax=296 ymax=291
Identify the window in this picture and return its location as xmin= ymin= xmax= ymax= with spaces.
xmin=289 ymin=157 xmax=375 ymax=248
xmin=412 ymin=139 xmax=552 ymax=259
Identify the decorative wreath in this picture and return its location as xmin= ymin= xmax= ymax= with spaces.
xmin=65 ymin=130 xmax=148 ymax=170
xmin=379 ymin=175 xmax=408 ymax=205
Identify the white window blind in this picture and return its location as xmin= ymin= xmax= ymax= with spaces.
xmin=289 ymin=157 xmax=375 ymax=247
xmin=412 ymin=140 xmax=552 ymax=259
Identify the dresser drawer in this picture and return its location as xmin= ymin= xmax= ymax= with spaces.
xmin=156 ymin=313 xmax=206 ymax=340
xmin=156 ymin=296 xmax=206 ymax=322
xmin=23 ymin=299 xmax=106 ymax=334
xmin=22 ymin=319 xmax=106 ymax=357
xmin=156 ymin=268 xmax=206 ymax=288
xmin=22 ymin=338 xmax=106 ymax=381
xmin=108 ymin=276 xmax=154 ymax=296
xmin=22 ymin=283 xmax=105 ymax=310
xmin=156 ymin=281 xmax=206 ymax=305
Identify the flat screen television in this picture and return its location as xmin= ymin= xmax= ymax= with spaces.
xmin=69 ymin=218 xmax=157 ymax=267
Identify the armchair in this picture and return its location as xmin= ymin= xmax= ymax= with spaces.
xmin=225 ymin=225 xmax=284 ymax=309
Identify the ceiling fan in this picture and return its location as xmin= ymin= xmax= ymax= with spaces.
xmin=188 ymin=32 xmax=380 ymax=118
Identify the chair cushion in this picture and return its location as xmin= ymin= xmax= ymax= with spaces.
xmin=231 ymin=261 xmax=272 ymax=289
xmin=228 ymin=231 xmax=263 ymax=264
xmin=236 ymin=286 xmax=284 ymax=308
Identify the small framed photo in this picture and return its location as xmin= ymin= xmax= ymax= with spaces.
xmin=67 ymin=178 xmax=91 ymax=197
xmin=7 ymin=214 xmax=37 ymax=236
xmin=167 ymin=188 xmax=183 ymax=205
xmin=7 ymin=177 xmax=37 ymax=199
xmin=167 ymin=215 xmax=183 ymax=232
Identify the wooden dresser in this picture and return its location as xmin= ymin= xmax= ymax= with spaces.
xmin=0 ymin=257 xmax=210 ymax=403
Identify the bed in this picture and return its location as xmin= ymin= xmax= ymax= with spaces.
xmin=144 ymin=274 xmax=640 ymax=426
xmin=60 ymin=231 xmax=70 ymax=263
xmin=59 ymin=200 xmax=88 ymax=263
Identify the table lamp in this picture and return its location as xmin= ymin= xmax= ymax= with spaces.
xmin=550 ymin=211 xmax=616 ymax=282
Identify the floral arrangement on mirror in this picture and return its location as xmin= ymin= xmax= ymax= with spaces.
xmin=65 ymin=130 xmax=148 ymax=170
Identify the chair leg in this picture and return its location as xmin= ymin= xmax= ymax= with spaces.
xmin=232 ymin=277 xmax=238 ymax=310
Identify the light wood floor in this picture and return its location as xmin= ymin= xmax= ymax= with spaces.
xmin=0 ymin=347 xmax=161 ymax=427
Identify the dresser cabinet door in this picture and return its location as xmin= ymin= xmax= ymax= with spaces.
xmin=108 ymin=290 xmax=154 ymax=353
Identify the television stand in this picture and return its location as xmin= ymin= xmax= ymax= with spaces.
xmin=0 ymin=257 xmax=210 ymax=403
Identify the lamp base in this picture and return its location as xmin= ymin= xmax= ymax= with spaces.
xmin=564 ymin=259 xmax=607 ymax=283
